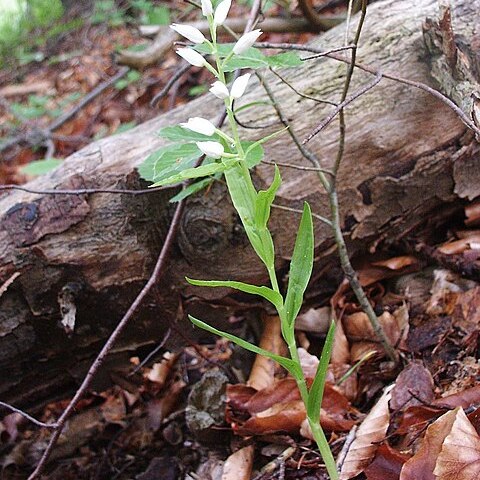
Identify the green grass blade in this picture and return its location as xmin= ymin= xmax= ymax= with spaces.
xmin=150 ymin=161 xmax=228 ymax=187
xmin=189 ymin=315 xmax=297 ymax=374
xmin=283 ymin=202 xmax=314 ymax=326
xmin=307 ymin=320 xmax=335 ymax=424
xmin=186 ymin=278 xmax=283 ymax=310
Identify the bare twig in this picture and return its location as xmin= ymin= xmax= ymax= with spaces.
xmin=336 ymin=425 xmax=358 ymax=470
xmin=262 ymin=158 xmax=332 ymax=174
xmin=151 ymin=62 xmax=192 ymax=107
xmin=0 ymin=401 xmax=58 ymax=429
xmin=0 ymin=68 xmax=129 ymax=155
xmin=271 ymin=204 xmax=332 ymax=226
xmin=0 ymin=184 xmax=175 ymax=196
xmin=303 ymin=72 xmax=382 ymax=144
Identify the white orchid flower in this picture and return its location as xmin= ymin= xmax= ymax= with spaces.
xmin=230 ymin=73 xmax=251 ymax=99
xmin=209 ymin=81 xmax=230 ymax=100
xmin=180 ymin=117 xmax=216 ymax=136
xmin=233 ymin=29 xmax=262 ymax=55
xmin=170 ymin=24 xmax=205 ymax=44
xmin=213 ymin=0 xmax=231 ymax=26
xmin=176 ymin=48 xmax=206 ymax=67
xmin=196 ymin=141 xmax=224 ymax=159
xmin=201 ymin=0 xmax=213 ymax=16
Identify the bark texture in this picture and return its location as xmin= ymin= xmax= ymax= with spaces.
xmin=0 ymin=0 xmax=479 ymax=408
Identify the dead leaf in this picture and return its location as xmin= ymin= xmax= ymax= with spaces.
xmin=433 ymin=385 xmax=480 ymax=409
xmin=364 ymin=443 xmax=409 ymax=480
xmin=390 ymin=361 xmax=434 ymax=411
xmin=434 ymin=407 xmax=480 ymax=480
xmin=340 ymin=384 xmax=394 ymax=479
xmin=465 ymin=200 xmax=480 ymax=227
xmin=295 ymin=307 xmax=331 ymax=333
xmin=400 ymin=407 xmax=457 ymax=480
xmin=248 ymin=315 xmax=286 ymax=391
xmin=222 ymin=445 xmax=255 ymax=480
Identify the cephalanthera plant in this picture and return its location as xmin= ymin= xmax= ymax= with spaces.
xmin=139 ymin=1 xmax=339 ymax=478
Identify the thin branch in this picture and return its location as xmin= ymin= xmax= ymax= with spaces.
xmin=0 ymin=184 xmax=175 ymax=196
xmin=255 ymin=41 xmax=480 ymax=138
xmin=0 ymin=402 xmax=58 ymax=429
xmin=255 ymin=42 xmax=355 ymax=58
xmin=262 ymin=158 xmax=332 ymax=175
xmin=129 ymin=328 xmax=172 ymax=375
xmin=303 ymin=72 xmax=382 ymax=144
xmin=271 ymin=204 xmax=332 ymax=226
xmin=150 ymin=62 xmax=192 ymax=107
xmin=268 ymin=67 xmax=337 ymax=106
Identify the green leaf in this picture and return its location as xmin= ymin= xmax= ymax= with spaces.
xmin=145 ymin=5 xmax=170 ymax=25
xmin=255 ymin=165 xmax=281 ymax=230
xmin=194 ymin=44 xmax=302 ymax=72
xmin=189 ymin=315 xmax=297 ymax=374
xmin=283 ymin=202 xmax=314 ymax=327
xmin=158 ymin=125 xmax=216 ymax=143
xmin=138 ymin=143 xmax=201 ymax=183
xmin=20 ymin=158 xmax=62 ymax=176
xmin=242 ymin=141 xmax=264 ymax=168
xmin=307 ymin=320 xmax=335 ymax=424
xmin=169 ymin=177 xmax=212 ymax=203
xmin=186 ymin=278 xmax=283 ymax=309
xmin=150 ymin=161 xmax=228 ymax=187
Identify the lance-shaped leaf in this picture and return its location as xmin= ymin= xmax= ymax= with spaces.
xmin=189 ymin=315 xmax=299 ymax=376
xmin=255 ymin=165 xmax=281 ymax=230
xmin=307 ymin=320 xmax=335 ymax=424
xmin=150 ymin=161 xmax=230 ymax=187
xmin=283 ymin=202 xmax=314 ymax=327
xmin=186 ymin=278 xmax=283 ymax=310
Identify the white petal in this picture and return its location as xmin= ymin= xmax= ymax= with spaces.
xmin=170 ymin=24 xmax=205 ymax=44
xmin=196 ymin=141 xmax=224 ymax=159
xmin=209 ymin=81 xmax=230 ymax=99
xmin=213 ymin=0 xmax=231 ymax=26
xmin=232 ymin=29 xmax=262 ymax=55
xmin=201 ymin=0 xmax=213 ymax=16
xmin=180 ymin=117 xmax=216 ymax=136
xmin=230 ymin=73 xmax=251 ymax=99
xmin=176 ymin=48 xmax=206 ymax=67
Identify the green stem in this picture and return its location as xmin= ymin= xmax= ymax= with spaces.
xmin=308 ymin=417 xmax=339 ymax=480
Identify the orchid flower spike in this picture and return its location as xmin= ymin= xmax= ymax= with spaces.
xmin=233 ymin=29 xmax=262 ymax=55
xmin=230 ymin=73 xmax=251 ymax=99
xmin=196 ymin=141 xmax=224 ymax=159
xmin=201 ymin=0 xmax=213 ymax=16
xmin=176 ymin=48 xmax=206 ymax=67
xmin=209 ymin=81 xmax=230 ymax=100
xmin=170 ymin=24 xmax=205 ymax=44
xmin=214 ymin=0 xmax=231 ymax=26
xmin=180 ymin=117 xmax=216 ymax=136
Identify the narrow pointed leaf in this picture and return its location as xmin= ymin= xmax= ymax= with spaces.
xmin=186 ymin=278 xmax=283 ymax=309
xmin=189 ymin=315 xmax=296 ymax=373
xmin=283 ymin=202 xmax=314 ymax=326
xmin=255 ymin=165 xmax=281 ymax=229
xmin=169 ymin=177 xmax=213 ymax=202
xmin=150 ymin=161 xmax=227 ymax=187
xmin=307 ymin=320 xmax=335 ymax=424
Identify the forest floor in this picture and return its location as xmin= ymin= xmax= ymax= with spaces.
xmin=1 ymin=1 xmax=480 ymax=479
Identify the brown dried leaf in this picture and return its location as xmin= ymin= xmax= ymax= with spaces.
xmin=433 ymin=385 xmax=480 ymax=409
xmin=340 ymin=384 xmax=394 ymax=479
xmin=295 ymin=307 xmax=331 ymax=333
xmin=400 ymin=407 xmax=457 ymax=480
xmin=364 ymin=443 xmax=409 ymax=480
xmin=222 ymin=445 xmax=255 ymax=480
xmin=390 ymin=361 xmax=434 ymax=411
xmin=248 ymin=315 xmax=286 ymax=391
xmin=332 ymin=317 xmax=351 ymax=365
xmin=434 ymin=407 xmax=480 ymax=480
xmin=465 ymin=200 xmax=480 ymax=227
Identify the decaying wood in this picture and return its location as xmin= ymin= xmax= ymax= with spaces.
xmin=0 ymin=0 xmax=479 ymax=409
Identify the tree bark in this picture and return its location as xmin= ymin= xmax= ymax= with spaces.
xmin=0 ymin=0 xmax=479 ymax=409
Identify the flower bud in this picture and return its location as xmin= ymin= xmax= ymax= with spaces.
xmin=213 ymin=0 xmax=231 ymax=26
xmin=170 ymin=24 xmax=205 ymax=44
xmin=196 ymin=141 xmax=224 ymax=159
xmin=176 ymin=48 xmax=206 ymax=67
xmin=201 ymin=0 xmax=213 ymax=16
xmin=230 ymin=73 xmax=251 ymax=99
xmin=180 ymin=117 xmax=216 ymax=136
xmin=232 ymin=29 xmax=262 ymax=55
xmin=209 ymin=81 xmax=230 ymax=100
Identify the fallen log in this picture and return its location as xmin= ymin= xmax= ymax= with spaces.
xmin=0 ymin=0 xmax=479 ymax=409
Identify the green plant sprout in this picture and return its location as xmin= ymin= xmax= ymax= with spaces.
xmin=139 ymin=1 xmax=339 ymax=478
